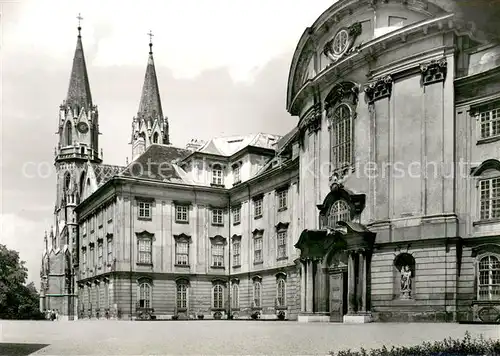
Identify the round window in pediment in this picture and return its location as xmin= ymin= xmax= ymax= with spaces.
xmin=332 ymin=29 xmax=349 ymax=55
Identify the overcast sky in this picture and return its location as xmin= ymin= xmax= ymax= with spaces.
xmin=1 ymin=0 xmax=335 ymax=285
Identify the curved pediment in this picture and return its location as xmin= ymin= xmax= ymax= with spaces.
xmin=470 ymin=159 xmax=500 ymax=176
xmin=136 ymin=230 xmax=154 ymax=239
xmin=317 ymin=184 xmax=366 ymax=217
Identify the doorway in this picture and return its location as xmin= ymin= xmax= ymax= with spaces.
xmin=329 ymin=270 xmax=348 ymax=322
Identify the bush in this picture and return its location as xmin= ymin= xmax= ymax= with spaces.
xmin=330 ymin=332 xmax=500 ymax=356
xmin=250 ymin=311 xmax=260 ymax=320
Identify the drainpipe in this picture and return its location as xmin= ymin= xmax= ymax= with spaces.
xmin=129 ymin=186 xmax=133 ymax=320
xmin=227 ymin=191 xmax=232 ymax=318
xmin=246 ymin=183 xmax=252 ymax=306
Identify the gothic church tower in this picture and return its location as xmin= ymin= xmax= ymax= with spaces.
xmin=40 ymin=18 xmax=100 ymax=319
xmin=131 ymin=34 xmax=170 ymax=160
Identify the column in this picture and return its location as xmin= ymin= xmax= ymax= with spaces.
xmin=300 ymin=262 xmax=306 ymax=312
xmin=347 ymin=252 xmax=355 ymax=314
xmin=359 ymin=252 xmax=366 ymax=312
xmin=306 ymin=260 xmax=314 ymax=312
xmin=362 ymin=252 xmax=368 ymax=312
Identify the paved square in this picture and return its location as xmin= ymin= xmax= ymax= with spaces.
xmin=1 ymin=320 xmax=499 ymax=355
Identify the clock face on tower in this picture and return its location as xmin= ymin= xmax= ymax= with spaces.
xmin=77 ymin=122 xmax=89 ymax=134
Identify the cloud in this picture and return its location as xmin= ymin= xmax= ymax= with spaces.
xmin=2 ymin=0 xmax=335 ymax=288
xmin=4 ymin=0 xmax=334 ymax=82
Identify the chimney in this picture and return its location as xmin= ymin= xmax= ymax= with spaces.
xmin=185 ymin=138 xmax=205 ymax=152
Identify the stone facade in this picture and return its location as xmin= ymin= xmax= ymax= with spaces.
xmin=288 ymin=0 xmax=500 ymax=323
xmin=42 ymin=0 xmax=500 ymax=323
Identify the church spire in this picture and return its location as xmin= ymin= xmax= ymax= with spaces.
xmin=66 ymin=13 xmax=92 ymax=110
xmin=137 ymin=30 xmax=163 ymax=123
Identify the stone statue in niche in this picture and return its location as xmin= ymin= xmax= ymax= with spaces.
xmin=400 ymin=265 xmax=412 ymax=299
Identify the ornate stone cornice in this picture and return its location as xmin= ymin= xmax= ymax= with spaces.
xmin=420 ymin=58 xmax=447 ymax=85
xmin=364 ymin=75 xmax=393 ymax=104
xmin=325 ymin=82 xmax=359 ymax=116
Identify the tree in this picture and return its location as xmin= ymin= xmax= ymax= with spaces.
xmin=0 ymin=244 xmax=44 ymax=319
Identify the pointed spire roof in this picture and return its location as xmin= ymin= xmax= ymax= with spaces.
xmin=66 ymin=18 xmax=92 ymax=110
xmin=137 ymin=32 xmax=163 ymax=122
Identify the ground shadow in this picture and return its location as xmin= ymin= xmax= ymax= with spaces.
xmin=0 ymin=343 xmax=49 ymax=356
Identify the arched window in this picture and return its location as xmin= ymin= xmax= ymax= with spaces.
xmin=213 ymin=284 xmax=223 ymax=309
xmin=212 ymin=164 xmax=223 ymax=185
xmin=79 ymin=172 xmax=86 ymax=198
xmin=176 ymin=282 xmax=188 ymax=310
xmin=478 ymin=255 xmax=500 ymax=301
xmin=86 ymin=178 xmax=91 ymax=199
xmin=152 ymin=132 xmax=159 ymax=144
xmin=253 ymin=280 xmax=262 ymax=308
xmin=276 ymin=278 xmax=286 ymax=307
xmin=327 ymin=200 xmax=351 ymax=227
xmin=65 ymin=121 xmax=72 ymax=146
xmin=64 ymin=172 xmax=71 ymax=191
xmin=96 ymin=283 xmax=100 ymax=310
xmin=138 ymin=282 xmax=152 ymax=308
xmin=329 ymin=103 xmax=352 ymax=171
xmin=231 ymin=283 xmax=239 ymax=309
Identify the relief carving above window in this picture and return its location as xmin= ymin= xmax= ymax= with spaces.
xmin=323 ymin=22 xmax=362 ymax=64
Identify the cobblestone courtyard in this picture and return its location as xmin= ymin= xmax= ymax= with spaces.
xmin=0 ymin=320 xmax=498 ymax=355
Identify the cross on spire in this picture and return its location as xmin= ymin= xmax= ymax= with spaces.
xmin=148 ymin=30 xmax=154 ymax=54
xmin=77 ymin=13 xmax=83 ymax=36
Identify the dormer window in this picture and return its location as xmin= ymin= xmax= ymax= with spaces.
xmin=152 ymin=132 xmax=159 ymax=144
xmin=212 ymin=164 xmax=223 ymax=186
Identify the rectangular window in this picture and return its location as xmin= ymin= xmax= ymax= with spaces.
xmin=232 ymin=207 xmax=240 ymax=224
xmin=213 ymin=284 xmax=223 ymax=309
xmin=277 ymin=231 xmax=287 ymax=259
xmin=212 ymin=166 xmax=223 ymax=185
xmin=212 ymin=244 xmax=224 ymax=267
xmin=233 ymin=241 xmax=241 ymax=266
xmin=138 ymin=239 xmax=152 ymax=264
xmin=233 ymin=165 xmax=240 ymax=184
xmin=331 ymin=104 xmax=352 ymax=171
xmin=175 ymin=205 xmax=189 ymax=223
xmin=254 ymin=199 xmax=263 ymax=218
xmin=254 ymin=236 xmax=263 ymax=263
xmin=138 ymin=201 xmax=152 ymax=219
xmin=480 ymin=107 xmax=500 ymax=139
xmin=98 ymin=242 xmax=103 ymax=267
xmin=107 ymin=239 xmax=113 ymax=265
xmin=176 ymin=284 xmax=188 ymax=309
xmin=98 ymin=210 xmax=103 ymax=227
xmin=96 ymin=284 xmax=100 ymax=310
xmin=480 ymin=178 xmax=500 ymax=220
xmin=90 ymin=247 xmax=95 ymax=268
xmin=107 ymin=205 xmax=113 ymax=222
xmin=212 ymin=209 xmax=224 ymax=225
xmin=175 ymin=241 xmax=189 ymax=266
xmin=388 ymin=16 xmax=406 ymax=27
xmin=82 ymin=249 xmax=87 ymax=267
xmin=277 ymin=190 xmax=287 ymax=210
xmin=478 ymin=256 xmax=500 ymax=301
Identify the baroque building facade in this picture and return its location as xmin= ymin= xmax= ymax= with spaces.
xmin=40 ymin=0 xmax=500 ymax=323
